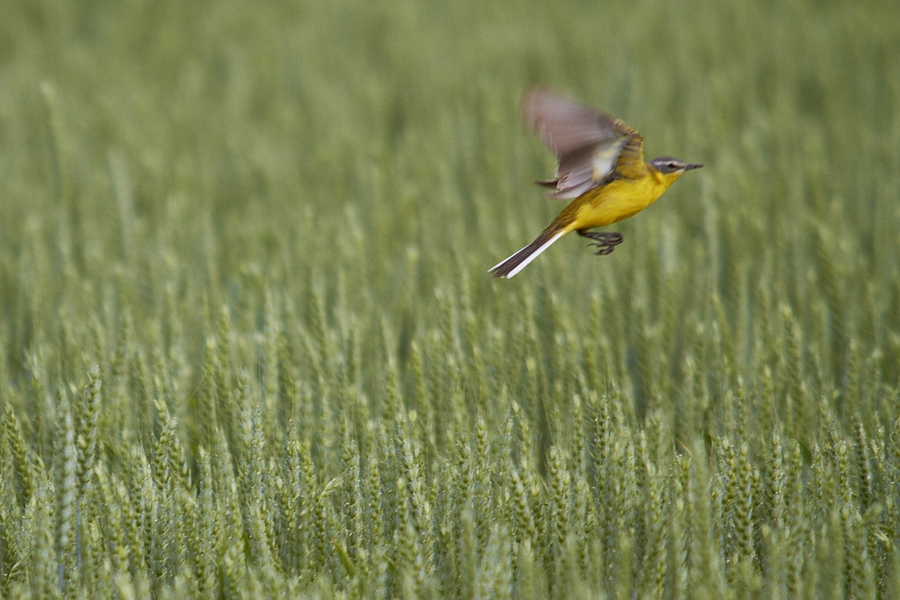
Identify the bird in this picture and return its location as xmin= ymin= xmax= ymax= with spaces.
xmin=489 ymin=88 xmax=702 ymax=279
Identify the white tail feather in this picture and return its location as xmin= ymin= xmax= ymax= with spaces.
xmin=489 ymin=231 xmax=566 ymax=278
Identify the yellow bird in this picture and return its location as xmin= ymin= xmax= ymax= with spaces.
xmin=489 ymin=88 xmax=702 ymax=279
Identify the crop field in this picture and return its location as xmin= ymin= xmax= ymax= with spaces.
xmin=1 ymin=0 xmax=899 ymax=598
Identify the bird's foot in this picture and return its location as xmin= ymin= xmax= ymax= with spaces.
xmin=578 ymin=231 xmax=623 ymax=255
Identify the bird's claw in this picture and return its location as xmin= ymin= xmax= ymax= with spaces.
xmin=589 ymin=242 xmax=617 ymax=255
xmin=581 ymin=231 xmax=623 ymax=255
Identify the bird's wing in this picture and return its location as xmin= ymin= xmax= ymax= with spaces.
xmin=611 ymin=131 xmax=647 ymax=180
xmin=522 ymin=88 xmax=644 ymax=199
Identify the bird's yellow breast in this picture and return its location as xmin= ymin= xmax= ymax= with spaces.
xmin=564 ymin=169 xmax=678 ymax=231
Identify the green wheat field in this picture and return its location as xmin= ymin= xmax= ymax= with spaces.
xmin=1 ymin=0 xmax=900 ymax=598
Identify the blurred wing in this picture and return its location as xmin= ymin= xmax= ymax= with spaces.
xmin=522 ymin=88 xmax=643 ymax=199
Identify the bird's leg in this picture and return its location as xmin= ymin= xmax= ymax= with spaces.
xmin=577 ymin=230 xmax=623 ymax=255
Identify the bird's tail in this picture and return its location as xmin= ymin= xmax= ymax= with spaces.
xmin=489 ymin=224 xmax=568 ymax=279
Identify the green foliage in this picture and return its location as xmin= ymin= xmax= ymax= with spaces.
xmin=0 ymin=0 xmax=899 ymax=597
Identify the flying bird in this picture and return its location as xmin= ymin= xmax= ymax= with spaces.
xmin=489 ymin=88 xmax=702 ymax=278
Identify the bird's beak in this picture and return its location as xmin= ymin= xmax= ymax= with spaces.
xmin=684 ymin=163 xmax=703 ymax=170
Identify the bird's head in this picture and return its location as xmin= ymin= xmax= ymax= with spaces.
xmin=649 ymin=156 xmax=703 ymax=184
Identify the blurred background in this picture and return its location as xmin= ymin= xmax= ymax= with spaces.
xmin=2 ymin=0 xmax=897 ymax=335
xmin=2 ymin=0 xmax=898 ymax=353
xmin=2 ymin=0 xmax=899 ymax=419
